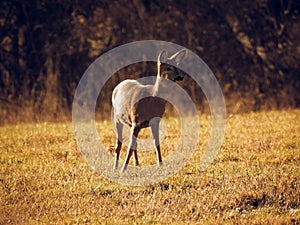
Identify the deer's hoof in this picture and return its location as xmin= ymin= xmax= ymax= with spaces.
xmin=121 ymin=164 xmax=128 ymax=173
xmin=113 ymin=161 xmax=119 ymax=171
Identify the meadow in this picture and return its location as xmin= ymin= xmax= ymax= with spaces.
xmin=0 ymin=110 xmax=299 ymax=224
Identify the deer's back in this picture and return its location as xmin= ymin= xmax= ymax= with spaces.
xmin=112 ymin=79 xmax=166 ymax=127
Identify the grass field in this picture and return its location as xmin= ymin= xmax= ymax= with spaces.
xmin=1 ymin=110 xmax=299 ymax=224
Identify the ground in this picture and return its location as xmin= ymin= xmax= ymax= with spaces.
xmin=0 ymin=110 xmax=299 ymax=224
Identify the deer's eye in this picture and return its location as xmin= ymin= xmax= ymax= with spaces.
xmin=166 ymin=67 xmax=172 ymax=71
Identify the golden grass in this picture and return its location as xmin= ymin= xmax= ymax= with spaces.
xmin=0 ymin=110 xmax=299 ymax=224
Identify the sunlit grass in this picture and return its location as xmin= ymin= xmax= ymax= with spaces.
xmin=0 ymin=110 xmax=299 ymax=224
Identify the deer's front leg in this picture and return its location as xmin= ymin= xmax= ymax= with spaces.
xmin=113 ymin=122 xmax=123 ymax=171
xmin=150 ymin=118 xmax=163 ymax=166
xmin=121 ymin=125 xmax=140 ymax=172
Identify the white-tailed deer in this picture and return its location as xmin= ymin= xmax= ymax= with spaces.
xmin=112 ymin=49 xmax=186 ymax=172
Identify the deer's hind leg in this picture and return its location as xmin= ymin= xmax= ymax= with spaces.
xmin=113 ymin=121 xmax=123 ymax=171
xmin=121 ymin=125 xmax=140 ymax=172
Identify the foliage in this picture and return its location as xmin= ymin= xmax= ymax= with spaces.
xmin=0 ymin=0 xmax=300 ymax=124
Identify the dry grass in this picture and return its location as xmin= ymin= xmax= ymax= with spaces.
xmin=0 ymin=110 xmax=299 ymax=224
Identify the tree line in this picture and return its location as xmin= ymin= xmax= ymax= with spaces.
xmin=0 ymin=0 xmax=299 ymax=124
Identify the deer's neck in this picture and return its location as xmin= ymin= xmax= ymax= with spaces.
xmin=152 ymin=69 xmax=162 ymax=96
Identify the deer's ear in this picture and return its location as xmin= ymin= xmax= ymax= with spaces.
xmin=169 ymin=49 xmax=186 ymax=65
xmin=158 ymin=50 xmax=167 ymax=65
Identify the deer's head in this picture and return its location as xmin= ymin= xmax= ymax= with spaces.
xmin=157 ymin=49 xmax=186 ymax=82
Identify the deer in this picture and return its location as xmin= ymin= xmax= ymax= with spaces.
xmin=111 ymin=49 xmax=186 ymax=172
